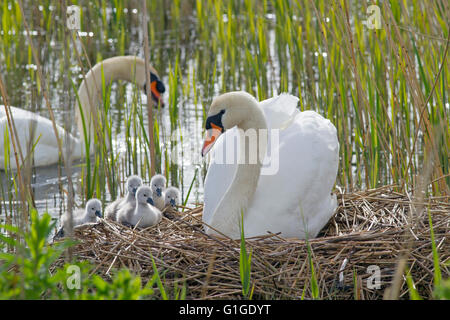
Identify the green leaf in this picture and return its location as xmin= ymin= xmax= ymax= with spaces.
xmin=149 ymin=253 xmax=168 ymax=300
xmin=428 ymin=208 xmax=442 ymax=287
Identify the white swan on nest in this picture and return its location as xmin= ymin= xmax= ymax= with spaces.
xmin=201 ymin=91 xmax=339 ymax=239
xmin=0 ymin=56 xmax=165 ymax=170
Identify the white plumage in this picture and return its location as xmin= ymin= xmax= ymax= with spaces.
xmin=105 ymin=175 xmax=142 ymax=221
xmin=0 ymin=106 xmax=83 ymax=168
xmin=150 ymin=174 xmax=167 ymax=210
xmin=0 ymin=56 xmax=163 ymax=170
xmin=61 ymin=198 xmax=103 ymax=227
xmin=55 ymin=198 xmax=102 ymax=239
xmin=202 ymin=92 xmax=339 ymax=239
xmin=164 ymin=186 xmax=181 ymax=208
xmin=118 ymin=186 xmax=161 ymax=228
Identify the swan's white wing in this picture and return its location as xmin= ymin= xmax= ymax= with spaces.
xmin=0 ymin=105 xmax=82 ymax=169
xmin=202 ymin=93 xmax=301 ymax=226
xmin=259 ymin=93 xmax=299 ymax=129
xmin=244 ymin=110 xmax=339 ymax=238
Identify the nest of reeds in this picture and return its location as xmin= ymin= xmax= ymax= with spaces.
xmin=53 ymin=186 xmax=449 ymax=299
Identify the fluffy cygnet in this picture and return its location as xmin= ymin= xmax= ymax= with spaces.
xmin=164 ymin=187 xmax=181 ymax=208
xmin=118 ymin=186 xmax=161 ymax=228
xmin=105 ymin=175 xmax=142 ymax=221
xmin=150 ymin=174 xmax=166 ymax=210
xmin=55 ymin=198 xmax=102 ymax=239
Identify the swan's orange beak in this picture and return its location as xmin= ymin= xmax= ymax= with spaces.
xmin=150 ymin=80 xmax=164 ymax=107
xmin=201 ymin=123 xmax=223 ymax=157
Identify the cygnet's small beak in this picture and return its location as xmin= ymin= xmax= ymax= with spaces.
xmin=95 ymin=210 xmax=102 ymax=218
xmin=170 ymin=199 xmax=176 ymax=207
xmin=147 ymin=197 xmax=154 ymax=206
xmin=156 ymin=188 xmax=162 ymax=197
xmin=201 ymin=124 xmax=223 ymax=157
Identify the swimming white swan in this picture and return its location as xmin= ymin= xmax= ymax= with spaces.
xmin=150 ymin=174 xmax=166 ymax=210
xmin=105 ymin=175 xmax=142 ymax=221
xmin=164 ymin=186 xmax=181 ymax=208
xmin=118 ymin=185 xmax=161 ymax=228
xmin=0 ymin=56 xmax=165 ymax=170
xmin=201 ymin=91 xmax=339 ymax=239
xmin=54 ymin=198 xmax=102 ymax=239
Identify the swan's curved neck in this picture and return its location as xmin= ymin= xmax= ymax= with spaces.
xmin=75 ymin=56 xmax=147 ymax=150
xmin=209 ymin=103 xmax=268 ymax=238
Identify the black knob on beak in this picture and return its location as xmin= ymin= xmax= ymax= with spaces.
xmin=156 ymin=80 xmax=165 ymax=93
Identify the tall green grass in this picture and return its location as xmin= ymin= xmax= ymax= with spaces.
xmin=0 ymin=0 xmax=448 ymax=299
xmin=0 ymin=1 xmax=447 ymax=203
xmin=239 ymin=212 xmax=254 ymax=299
xmin=404 ymin=208 xmax=449 ymax=300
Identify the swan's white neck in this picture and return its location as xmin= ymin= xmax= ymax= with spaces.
xmin=209 ymin=102 xmax=267 ymax=238
xmin=75 ymin=56 xmax=150 ymax=151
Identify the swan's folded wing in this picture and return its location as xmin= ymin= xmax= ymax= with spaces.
xmin=259 ymin=93 xmax=299 ymax=130
xmin=245 ymin=110 xmax=339 ymax=238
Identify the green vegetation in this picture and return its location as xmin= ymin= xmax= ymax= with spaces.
xmin=0 ymin=208 xmax=160 ymax=299
xmin=1 ymin=1 xmax=448 ymax=203
xmin=404 ymin=209 xmax=450 ymax=300
xmin=0 ymin=0 xmax=448 ymax=300
xmin=239 ymin=212 xmax=253 ymax=299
